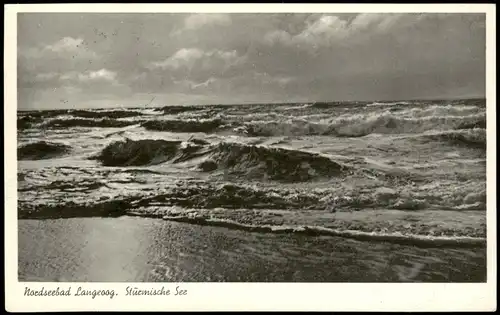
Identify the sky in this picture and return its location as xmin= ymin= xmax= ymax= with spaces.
xmin=17 ymin=13 xmax=486 ymax=110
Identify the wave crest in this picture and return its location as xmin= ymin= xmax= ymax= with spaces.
xmin=68 ymin=110 xmax=144 ymax=119
xmin=18 ymin=141 xmax=72 ymax=160
xmin=161 ymin=215 xmax=485 ymax=248
xmin=142 ymin=118 xmax=226 ymax=133
xmin=44 ymin=118 xmax=139 ymax=129
xmin=92 ymin=138 xmax=348 ymax=182
xmin=156 ymin=105 xmax=205 ymax=115
xmin=18 ymin=116 xmax=43 ymax=130
xmin=92 ymin=138 xmax=183 ymax=166
xmin=236 ymin=113 xmax=486 ymax=137
xmin=204 ymin=142 xmax=349 ymax=182
xmin=421 ymin=129 xmax=486 ymax=150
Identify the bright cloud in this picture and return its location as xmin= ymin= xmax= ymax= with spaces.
xmin=44 ymin=37 xmax=84 ymax=53
xmin=34 ymin=69 xmax=118 ymax=85
xmin=78 ymin=69 xmax=117 ymax=82
xmin=21 ymin=36 xmax=98 ymax=60
xmin=184 ymin=13 xmax=231 ymax=30
xmin=350 ymin=13 xmax=414 ymax=32
xmin=264 ymin=15 xmax=350 ymax=49
xmin=264 ymin=14 xmax=418 ymax=50
xmin=297 ymin=15 xmax=350 ymax=42
xmin=151 ymin=48 xmax=205 ymax=69
xmin=150 ymin=48 xmax=246 ymax=70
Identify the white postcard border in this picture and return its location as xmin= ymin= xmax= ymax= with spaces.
xmin=4 ymin=3 xmax=497 ymax=312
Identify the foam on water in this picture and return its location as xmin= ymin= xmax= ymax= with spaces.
xmin=17 ymin=99 xmax=487 ymax=250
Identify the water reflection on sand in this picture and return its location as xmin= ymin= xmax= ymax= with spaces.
xmin=19 ymin=217 xmax=486 ymax=282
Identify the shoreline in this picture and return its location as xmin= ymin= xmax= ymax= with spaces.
xmin=18 ymin=217 xmax=487 ymax=283
xmin=18 ymin=211 xmax=487 ymax=249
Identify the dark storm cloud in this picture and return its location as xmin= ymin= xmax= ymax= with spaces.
xmin=17 ymin=13 xmax=485 ymax=109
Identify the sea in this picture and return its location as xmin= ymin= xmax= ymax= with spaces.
xmin=17 ymin=98 xmax=487 ymax=282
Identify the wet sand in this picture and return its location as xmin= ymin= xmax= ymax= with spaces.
xmin=19 ymin=216 xmax=486 ymax=282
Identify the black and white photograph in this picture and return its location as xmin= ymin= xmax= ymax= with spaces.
xmin=5 ymin=3 xmax=496 ymax=312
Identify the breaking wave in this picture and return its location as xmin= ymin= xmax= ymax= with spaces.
xmin=420 ymin=129 xmax=486 ymax=150
xmin=18 ymin=183 xmax=324 ymax=219
xmin=18 ymin=109 xmax=70 ymax=119
xmin=68 ymin=109 xmax=144 ymax=119
xmin=155 ymin=105 xmax=206 ymax=115
xmin=203 ymin=142 xmax=349 ymax=182
xmin=18 ymin=116 xmax=43 ymax=130
xmin=235 ymin=119 xmax=326 ymax=136
xmin=141 ymin=118 xmax=227 ymax=133
xmin=18 ymin=199 xmax=131 ymax=219
xmin=366 ymin=101 xmax=411 ymax=107
xmin=161 ymin=215 xmax=485 ymax=248
xmin=311 ymin=101 xmax=362 ymax=108
xmin=91 ymin=138 xmax=184 ymax=166
xmin=44 ymin=118 xmax=140 ymax=129
xmin=401 ymin=105 xmax=483 ymax=118
xmin=92 ymin=138 xmax=348 ymax=182
xmin=18 ymin=194 xmax=485 ymax=248
xmin=18 ymin=141 xmax=72 ymax=160
xmin=18 ymin=182 xmax=485 ymax=247
xmin=18 ymin=169 xmax=486 ymax=219
xmin=17 ymin=99 xmax=487 ymax=252
xmin=455 ymin=117 xmax=486 ymax=130
xmin=236 ymin=113 xmax=486 ymax=137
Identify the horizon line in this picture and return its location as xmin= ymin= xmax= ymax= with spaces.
xmin=16 ymin=95 xmax=486 ymax=112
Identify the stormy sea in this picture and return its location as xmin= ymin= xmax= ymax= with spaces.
xmin=18 ymin=99 xmax=487 ymax=282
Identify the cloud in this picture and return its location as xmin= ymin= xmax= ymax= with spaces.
xmin=184 ymin=13 xmax=231 ymax=30
xmin=25 ymin=68 xmax=120 ymax=92
xmin=298 ymin=15 xmax=350 ymax=42
xmin=149 ymin=48 xmax=246 ymax=73
xmin=264 ymin=15 xmax=349 ymax=49
xmin=170 ymin=14 xmax=232 ymax=37
xmin=34 ymin=72 xmax=60 ymax=82
xmin=263 ymin=31 xmax=292 ymax=46
xmin=77 ymin=69 xmax=117 ymax=82
xmin=16 ymin=13 xmax=486 ymax=109
xmin=350 ymin=13 xmax=405 ymax=32
xmin=251 ymin=71 xmax=295 ymax=87
xmin=44 ymin=37 xmax=84 ymax=53
xmin=264 ymin=13 xmax=420 ymax=51
xmin=54 ymin=69 xmax=118 ymax=83
xmin=150 ymin=48 xmax=205 ymax=70
xmin=20 ymin=36 xmax=99 ymax=62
